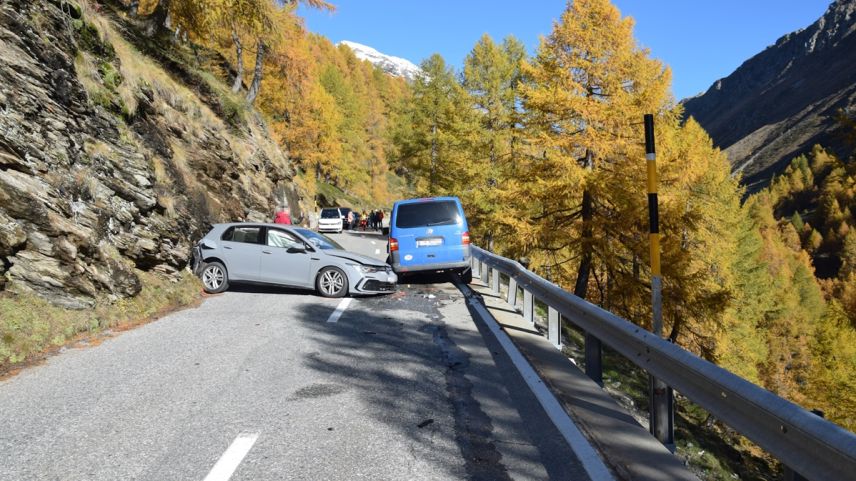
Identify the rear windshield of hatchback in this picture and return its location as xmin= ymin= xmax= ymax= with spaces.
xmin=395 ymin=201 xmax=461 ymax=228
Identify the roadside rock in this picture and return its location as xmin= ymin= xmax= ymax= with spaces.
xmin=0 ymin=0 xmax=305 ymax=307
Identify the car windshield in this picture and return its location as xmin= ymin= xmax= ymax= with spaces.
xmin=321 ymin=209 xmax=340 ymax=219
xmin=395 ymin=201 xmax=461 ymax=228
xmin=294 ymin=228 xmax=343 ymax=250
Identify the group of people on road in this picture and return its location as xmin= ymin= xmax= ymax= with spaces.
xmin=347 ymin=209 xmax=385 ymax=231
xmin=273 ymin=204 xmax=385 ymax=232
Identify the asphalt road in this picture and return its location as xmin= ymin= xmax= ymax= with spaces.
xmin=0 ymin=230 xmax=592 ymax=481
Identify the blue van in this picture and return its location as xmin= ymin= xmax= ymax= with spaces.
xmin=388 ymin=197 xmax=472 ymax=283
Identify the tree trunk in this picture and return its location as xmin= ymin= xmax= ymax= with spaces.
xmin=230 ymin=29 xmax=244 ymax=93
xmin=245 ymin=39 xmax=266 ymax=105
xmin=574 ymin=150 xmax=595 ymax=299
xmin=430 ymin=122 xmax=437 ymax=194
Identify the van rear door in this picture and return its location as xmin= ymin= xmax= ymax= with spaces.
xmin=394 ymin=200 xmax=467 ymax=268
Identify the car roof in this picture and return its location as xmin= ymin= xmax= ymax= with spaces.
xmin=212 ymin=222 xmax=305 ymax=229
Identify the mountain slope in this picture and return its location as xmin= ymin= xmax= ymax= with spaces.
xmin=338 ymin=40 xmax=421 ymax=81
xmin=682 ymin=0 xmax=856 ymax=191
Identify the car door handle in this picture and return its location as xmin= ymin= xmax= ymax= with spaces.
xmin=262 ymin=250 xmax=272 ymax=254
xmin=224 ymin=246 xmax=232 ymax=250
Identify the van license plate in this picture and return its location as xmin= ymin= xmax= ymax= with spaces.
xmin=417 ymin=238 xmax=443 ymax=247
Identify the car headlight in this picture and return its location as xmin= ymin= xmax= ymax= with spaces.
xmin=350 ymin=263 xmax=384 ymax=274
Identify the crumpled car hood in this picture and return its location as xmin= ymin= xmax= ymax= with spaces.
xmin=325 ymin=250 xmax=388 ymax=267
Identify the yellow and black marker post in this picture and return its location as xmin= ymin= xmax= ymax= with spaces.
xmin=644 ymin=114 xmax=674 ymax=450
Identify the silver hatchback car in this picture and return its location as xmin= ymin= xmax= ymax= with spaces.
xmin=192 ymin=223 xmax=397 ymax=297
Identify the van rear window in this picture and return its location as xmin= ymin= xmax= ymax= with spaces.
xmin=395 ymin=201 xmax=461 ymax=228
xmin=321 ymin=209 xmax=340 ymax=219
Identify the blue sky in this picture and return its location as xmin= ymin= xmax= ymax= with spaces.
xmin=298 ymin=0 xmax=831 ymax=100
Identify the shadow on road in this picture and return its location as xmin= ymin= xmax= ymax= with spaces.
xmin=283 ymin=274 xmax=585 ymax=480
xmin=226 ymin=283 xmax=320 ymax=297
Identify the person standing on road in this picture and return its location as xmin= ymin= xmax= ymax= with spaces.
xmin=378 ymin=209 xmax=384 ymax=231
xmin=274 ymin=207 xmax=291 ymax=225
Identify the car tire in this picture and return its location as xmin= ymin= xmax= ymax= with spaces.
xmin=460 ymin=267 xmax=473 ymax=284
xmin=200 ymin=261 xmax=229 ymax=294
xmin=316 ymin=266 xmax=349 ymax=298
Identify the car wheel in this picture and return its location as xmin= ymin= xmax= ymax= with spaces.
xmin=460 ymin=267 xmax=473 ymax=284
xmin=316 ymin=266 xmax=349 ymax=298
xmin=201 ymin=261 xmax=229 ymax=293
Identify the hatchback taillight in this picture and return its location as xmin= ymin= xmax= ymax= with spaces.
xmin=389 ymin=237 xmax=399 ymax=252
xmin=462 ymin=231 xmax=470 ymax=245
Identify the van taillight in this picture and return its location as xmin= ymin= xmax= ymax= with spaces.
xmin=389 ymin=237 xmax=399 ymax=251
xmin=462 ymin=232 xmax=470 ymax=245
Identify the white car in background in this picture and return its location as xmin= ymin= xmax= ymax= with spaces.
xmin=318 ymin=207 xmax=343 ymax=233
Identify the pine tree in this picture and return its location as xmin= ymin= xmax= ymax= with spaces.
xmin=394 ymin=54 xmax=478 ymax=197
xmin=461 ymin=34 xmax=527 ymax=242
xmin=510 ymin=0 xmax=671 ymax=300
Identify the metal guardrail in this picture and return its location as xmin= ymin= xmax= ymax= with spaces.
xmin=470 ymin=245 xmax=856 ymax=481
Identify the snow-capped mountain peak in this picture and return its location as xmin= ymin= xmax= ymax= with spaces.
xmin=338 ymin=41 xmax=422 ymax=81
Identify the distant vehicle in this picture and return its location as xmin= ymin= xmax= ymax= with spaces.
xmin=387 ymin=197 xmax=472 ymax=283
xmin=339 ymin=207 xmax=353 ymax=230
xmin=193 ymin=223 xmax=397 ymax=297
xmin=318 ymin=207 xmax=343 ymax=233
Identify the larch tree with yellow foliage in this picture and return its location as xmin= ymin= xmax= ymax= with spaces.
xmin=504 ymin=0 xmax=670 ymax=299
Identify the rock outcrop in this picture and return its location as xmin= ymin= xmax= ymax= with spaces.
xmin=682 ymin=0 xmax=856 ymax=191
xmin=0 ymin=0 xmax=304 ymax=307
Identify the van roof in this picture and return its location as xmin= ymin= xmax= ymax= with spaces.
xmin=394 ymin=196 xmax=460 ymax=205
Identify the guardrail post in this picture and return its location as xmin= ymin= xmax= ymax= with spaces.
xmin=491 ymin=268 xmax=500 ymax=294
xmin=548 ymin=306 xmax=561 ymax=349
xmin=585 ymin=334 xmax=602 ymax=386
xmin=507 ymin=277 xmax=518 ymax=307
xmin=523 ymin=290 xmax=534 ymax=324
xmin=480 ymin=260 xmax=487 ymax=280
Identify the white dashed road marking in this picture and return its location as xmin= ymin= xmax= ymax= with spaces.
xmin=374 ymin=248 xmax=381 ymax=255
xmin=326 ymin=298 xmax=352 ymax=323
xmin=203 ymin=432 xmax=259 ymax=481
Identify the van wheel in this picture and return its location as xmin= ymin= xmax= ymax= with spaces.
xmin=460 ymin=267 xmax=472 ymax=284
xmin=317 ymin=267 xmax=349 ymax=298
xmin=201 ymin=261 xmax=229 ymax=293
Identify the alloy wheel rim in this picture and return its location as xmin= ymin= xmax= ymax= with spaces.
xmin=321 ymin=270 xmax=344 ymax=295
xmin=203 ymin=266 xmax=224 ymax=290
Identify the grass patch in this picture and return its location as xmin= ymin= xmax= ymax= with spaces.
xmin=0 ymin=271 xmax=201 ymax=373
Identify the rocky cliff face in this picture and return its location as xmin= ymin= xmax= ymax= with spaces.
xmin=0 ymin=0 xmax=304 ymax=308
xmin=682 ymin=0 xmax=856 ymax=191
